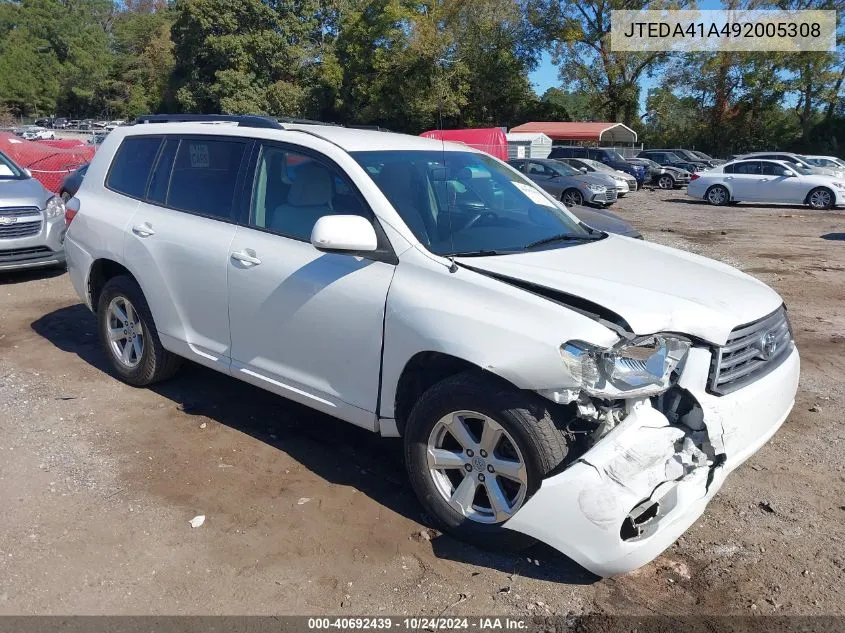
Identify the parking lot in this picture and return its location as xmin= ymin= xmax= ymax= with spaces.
xmin=1 ymin=188 xmax=843 ymax=617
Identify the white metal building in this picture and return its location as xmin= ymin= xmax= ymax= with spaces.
xmin=506 ymin=132 xmax=553 ymax=159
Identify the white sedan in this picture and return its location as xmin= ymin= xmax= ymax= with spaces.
xmin=687 ymin=158 xmax=845 ymax=209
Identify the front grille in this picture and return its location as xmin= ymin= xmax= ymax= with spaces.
xmin=599 ymin=189 xmax=618 ymax=203
xmin=0 ymin=246 xmax=52 ymax=262
xmin=0 ymin=206 xmax=42 ymax=239
xmin=709 ymin=306 xmax=794 ymax=395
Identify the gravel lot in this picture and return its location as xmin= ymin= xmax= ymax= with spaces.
xmin=1 ymin=188 xmax=843 ymax=617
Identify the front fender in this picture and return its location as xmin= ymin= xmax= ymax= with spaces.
xmin=379 ymin=248 xmax=619 ymax=419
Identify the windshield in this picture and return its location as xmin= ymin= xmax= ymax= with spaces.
xmin=693 ymin=151 xmax=713 ymax=160
xmin=587 ymin=160 xmax=617 ymax=174
xmin=546 ymin=161 xmax=579 ymax=177
xmin=663 ymin=152 xmax=684 ymax=163
xmin=603 ymin=150 xmax=626 ymax=163
xmin=352 ymin=150 xmax=594 ymax=256
xmin=0 ymin=151 xmax=26 ymax=179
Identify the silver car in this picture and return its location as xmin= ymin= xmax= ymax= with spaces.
xmin=556 ymin=157 xmax=637 ymax=194
xmin=735 ymin=152 xmax=844 ymax=178
xmin=508 ymin=158 xmax=618 ymax=207
xmin=0 ymin=150 xmax=67 ymax=271
xmin=627 ymin=157 xmax=691 ymax=189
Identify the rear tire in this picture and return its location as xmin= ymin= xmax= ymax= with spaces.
xmin=97 ymin=275 xmax=181 ymax=386
xmin=706 ymin=185 xmax=730 ymax=206
xmin=807 ymin=187 xmax=834 ymax=210
xmin=404 ymin=371 xmax=570 ymax=551
xmin=657 ymin=174 xmax=675 ymax=190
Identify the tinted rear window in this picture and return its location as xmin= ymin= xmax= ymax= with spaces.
xmin=166 ymin=139 xmax=246 ymax=219
xmin=106 ymin=137 xmax=162 ymax=198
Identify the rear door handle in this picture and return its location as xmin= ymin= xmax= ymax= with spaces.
xmin=230 ymin=250 xmax=262 ymax=266
xmin=760 ymin=178 xmax=769 ymax=182
xmin=131 ymin=222 xmax=155 ymax=237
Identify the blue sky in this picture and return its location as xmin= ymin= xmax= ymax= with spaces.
xmin=528 ymin=0 xmax=727 ymax=112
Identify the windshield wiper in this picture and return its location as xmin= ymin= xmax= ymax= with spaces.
xmin=523 ymin=233 xmax=603 ymax=250
xmin=450 ymin=249 xmax=508 ymax=257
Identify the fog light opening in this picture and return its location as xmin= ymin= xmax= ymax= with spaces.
xmin=620 ymin=500 xmax=661 ymax=541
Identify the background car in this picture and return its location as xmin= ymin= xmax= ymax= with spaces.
xmin=556 ymin=157 xmax=637 ymax=194
xmin=0 ymin=149 xmax=67 ymax=270
xmin=59 ymin=163 xmax=89 ymax=200
xmin=638 ymin=149 xmax=701 ymax=173
xmin=734 ymin=152 xmax=844 ymax=178
xmin=509 ymin=158 xmax=618 ymax=207
xmin=16 ymin=126 xmax=55 ymax=140
xmin=627 ymin=157 xmax=691 ymax=189
xmin=664 ymin=148 xmax=715 ymax=169
xmin=547 ymin=146 xmax=645 ymax=187
xmin=687 ymin=158 xmax=844 ymax=209
xmin=572 ymin=204 xmax=642 ymax=238
xmin=691 ymin=150 xmax=725 ymax=166
xmin=804 ymin=155 xmax=845 ymax=170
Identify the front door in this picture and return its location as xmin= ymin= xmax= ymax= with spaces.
xmin=227 ymin=142 xmax=396 ymax=430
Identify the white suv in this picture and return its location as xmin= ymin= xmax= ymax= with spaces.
xmin=65 ymin=115 xmax=799 ymax=576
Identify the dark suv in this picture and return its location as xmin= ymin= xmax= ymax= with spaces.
xmin=549 ymin=146 xmax=645 ymax=186
xmin=638 ymin=150 xmax=703 ymax=173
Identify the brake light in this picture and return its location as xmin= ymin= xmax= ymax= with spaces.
xmin=690 ymin=173 xmax=700 ymax=181
xmin=65 ymin=197 xmax=80 ymax=226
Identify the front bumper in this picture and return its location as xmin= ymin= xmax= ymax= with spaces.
xmin=504 ymin=346 xmax=799 ymax=577
xmin=588 ymin=189 xmax=618 ymax=205
xmin=0 ymin=213 xmax=66 ymax=271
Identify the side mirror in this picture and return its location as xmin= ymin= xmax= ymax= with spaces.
xmin=783 ymin=170 xmax=796 ymax=177
xmin=24 ymin=168 xmax=32 ymax=177
xmin=579 ymin=167 xmax=588 ymax=174
xmin=311 ymin=215 xmax=378 ymax=254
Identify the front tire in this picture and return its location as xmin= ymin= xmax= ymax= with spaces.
xmin=706 ymin=185 xmax=730 ymax=206
xmin=807 ymin=187 xmax=834 ymax=210
xmin=97 ymin=275 xmax=181 ymax=386
xmin=561 ymin=188 xmax=584 ymax=207
xmin=404 ymin=372 xmax=570 ymax=551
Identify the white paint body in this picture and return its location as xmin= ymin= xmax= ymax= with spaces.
xmin=687 ymin=160 xmax=845 ymax=206
xmin=66 ymin=122 xmax=799 ymax=576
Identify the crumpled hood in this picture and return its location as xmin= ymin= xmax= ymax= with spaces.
xmin=0 ymin=177 xmax=50 ymax=208
xmin=457 ymin=236 xmax=783 ymax=345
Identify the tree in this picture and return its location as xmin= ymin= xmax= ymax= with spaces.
xmin=527 ymin=0 xmax=689 ymax=125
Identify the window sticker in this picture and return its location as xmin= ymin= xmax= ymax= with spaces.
xmin=189 ymin=143 xmax=210 ymax=168
xmin=512 ymin=181 xmax=556 ymax=208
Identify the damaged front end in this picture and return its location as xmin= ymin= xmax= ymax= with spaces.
xmin=504 ymin=339 xmax=799 ymax=577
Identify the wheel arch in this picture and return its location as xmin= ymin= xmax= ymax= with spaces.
xmin=87 ymin=258 xmax=134 ymax=313
xmin=705 ymin=182 xmax=732 ymax=202
xmin=392 ymin=351 xmax=519 ymax=437
xmin=805 ymin=185 xmax=834 ymax=208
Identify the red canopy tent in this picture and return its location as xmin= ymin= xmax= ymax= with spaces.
xmin=419 ymin=128 xmax=509 ymax=161
xmin=0 ymin=132 xmax=95 ymax=192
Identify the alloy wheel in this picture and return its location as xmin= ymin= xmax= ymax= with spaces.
xmin=707 ymin=186 xmax=728 ymax=205
xmin=658 ymin=175 xmax=674 ymax=190
xmin=426 ymin=411 xmax=528 ymax=524
xmin=562 ymin=190 xmax=583 ymax=207
xmin=106 ymin=296 xmax=144 ymax=369
xmin=808 ymin=189 xmax=832 ymax=210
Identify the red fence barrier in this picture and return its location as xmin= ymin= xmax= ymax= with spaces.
xmin=0 ymin=132 xmax=95 ymax=193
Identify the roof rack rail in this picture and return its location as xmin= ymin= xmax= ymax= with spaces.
xmin=134 ymin=114 xmax=284 ymax=129
xmin=276 ymin=116 xmax=340 ymax=127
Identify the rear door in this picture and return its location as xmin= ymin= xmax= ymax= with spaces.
xmin=123 ymin=135 xmax=251 ymax=369
xmin=226 ymin=141 xmax=396 ymax=430
xmin=725 ymin=161 xmax=764 ymax=200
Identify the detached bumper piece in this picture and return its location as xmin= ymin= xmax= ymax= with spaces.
xmin=504 ymin=346 xmax=799 ymax=577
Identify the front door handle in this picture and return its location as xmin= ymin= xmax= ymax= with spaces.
xmin=230 ymin=250 xmax=262 ymax=266
xmin=132 ymin=222 xmax=155 ymax=237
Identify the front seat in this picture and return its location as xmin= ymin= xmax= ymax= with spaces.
xmin=267 ymin=162 xmax=335 ymax=239
xmin=377 ymin=163 xmax=433 ymax=245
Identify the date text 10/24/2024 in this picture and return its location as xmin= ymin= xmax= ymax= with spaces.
xmin=307 ymin=617 xmax=528 ymax=630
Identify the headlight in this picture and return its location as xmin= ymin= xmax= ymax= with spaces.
xmin=585 ymin=183 xmax=606 ymax=192
xmin=45 ymin=195 xmax=65 ymax=219
xmin=559 ymin=335 xmax=691 ymax=399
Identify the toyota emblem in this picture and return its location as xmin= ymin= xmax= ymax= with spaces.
xmin=760 ymin=331 xmax=778 ymax=360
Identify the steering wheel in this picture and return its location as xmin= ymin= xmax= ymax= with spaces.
xmin=464 ymin=210 xmax=499 ymax=229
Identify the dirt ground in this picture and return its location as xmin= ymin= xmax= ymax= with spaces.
xmin=1 ymin=188 xmax=844 ymax=618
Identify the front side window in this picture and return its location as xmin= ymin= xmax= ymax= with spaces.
xmin=249 ymin=144 xmax=370 ymax=241
xmin=352 ymin=150 xmax=594 ymax=256
xmin=0 ymin=150 xmax=26 ymax=179
xmin=166 ymin=138 xmax=246 ymax=219
xmin=761 ymin=162 xmax=791 ymax=176
xmin=106 ymin=137 xmax=162 ymax=198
